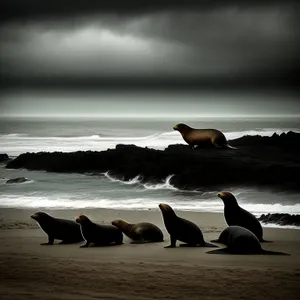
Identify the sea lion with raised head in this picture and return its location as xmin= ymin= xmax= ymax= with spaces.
xmin=173 ymin=123 xmax=236 ymax=149
xmin=158 ymin=203 xmax=217 ymax=248
xmin=31 ymin=212 xmax=84 ymax=245
xmin=218 ymin=191 xmax=270 ymax=242
xmin=207 ymin=226 xmax=289 ymax=255
xmin=112 ymin=219 xmax=164 ymax=243
xmin=76 ymin=215 xmax=123 ymax=247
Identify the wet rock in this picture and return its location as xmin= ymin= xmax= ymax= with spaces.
xmin=6 ymin=177 xmax=29 ymax=184
xmin=0 ymin=153 xmax=9 ymax=162
xmin=5 ymin=132 xmax=300 ymax=191
xmin=258 ymin=213 xmax=300 ymax=226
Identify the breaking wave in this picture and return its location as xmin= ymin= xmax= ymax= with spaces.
xmin=1 ymin=128 xmax=299 ymax=156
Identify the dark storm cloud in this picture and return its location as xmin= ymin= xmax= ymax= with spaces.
xmin=0 ymin=0 xmax=299 ymax=89
xmin=2 ymin=1 xmax=298 ymax=23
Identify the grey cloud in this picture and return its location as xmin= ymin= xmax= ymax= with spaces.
xmin=2 ymin=1 xmax=298 ymax=23
xmin=0 ymin=1 xmax=299 ymax=88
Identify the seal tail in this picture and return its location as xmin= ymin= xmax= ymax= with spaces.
xmin=262 ymin=250 xmax=290 ymax=256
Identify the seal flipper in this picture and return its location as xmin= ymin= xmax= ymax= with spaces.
xmin=262 ymin=250 xmax=290 ymax=256
xmin=80 ymin=241 xmax=90 ymax=248
xmin=206 ymin=248 xmax=231 ymax=254
xmin=165 ymin=236 xmax=176 ymax=248
xmin=204 ymin=242 xmax=218 ymax=247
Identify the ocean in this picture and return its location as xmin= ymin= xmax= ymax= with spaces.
xmin=1 ymin=116 xmax=300 ymax=219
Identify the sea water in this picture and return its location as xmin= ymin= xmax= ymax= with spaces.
xmin=0 ymin=116 xmax=300 ymax=221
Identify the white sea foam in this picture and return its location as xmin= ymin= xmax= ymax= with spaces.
xmin=102 ymin=172 xmax=178 ymax=191
xmin=143 ymin=175 xmax=178 ymax=191
xmin=1 ymin=193 xmax=299 ymax=216
xmin=102 ymin=172 xmax=142 ymax=185
xmin=1 ymin=128 xmax=299 ymax=156
xmin=260 ymin=223 xmax=299 ymax=230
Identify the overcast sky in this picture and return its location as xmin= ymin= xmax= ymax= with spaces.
xmin=0 ymin=89 xmax=299 ymax=117
xmin=0 ymin=0 xmax=299 ymax=88
xmin=0 ymin=1 xmax=299 ymax=117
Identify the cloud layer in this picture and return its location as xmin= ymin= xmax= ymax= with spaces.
xmin=1 ymin=1 xmax=299 ymax=88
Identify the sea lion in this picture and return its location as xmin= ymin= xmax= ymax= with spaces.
xmin=173 ymin=123 xmax=236 ymax=149
xmin=218 ymin=191 xmax=270 ymax=242
xmin=76 ymin=215 xmax=123 ymax=247
xmin=207 ymin=226 xmax=289 ymax=255
xmin=158 ymin=203 xmax=217 ymax=248
xmin=112 ymin=219 xmax=164 ymax=243
xmin=31 ymin=212 xmax=84 ymax=245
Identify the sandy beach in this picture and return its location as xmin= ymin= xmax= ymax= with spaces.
xmin=0 ymin=208 xmax=299 ymax=300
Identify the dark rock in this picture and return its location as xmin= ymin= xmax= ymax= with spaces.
xmin=5 ymin=132 xmax=300 ymax=191
xmin=229 ymin=131 xmax=300 ymax=148
xmin=6 ymin=177 xmax=29 ymax=184
xmin=0 ymin=153 xmax=9 ymax=162
xmin=258 ymin=213 xmax=300 ymax=226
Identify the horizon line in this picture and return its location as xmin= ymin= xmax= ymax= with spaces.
xmin=0 ymin=114 xmax=300 ymax=119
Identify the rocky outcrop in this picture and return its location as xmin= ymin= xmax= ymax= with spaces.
xmin=6 ymin=177 xmax=29 ymax=184
xmin=258 ymin=213 xmax=300 ymax=226
xmin=0 ymin=153 xmax=9 ymax=162
xmin=5 ymin=131 xmax=300 ymax=191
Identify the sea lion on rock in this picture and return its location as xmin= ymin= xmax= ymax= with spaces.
xmin=76 ymin=215 xmax=123 ymax=247
xmin=158 ymin=203 xmax=217 ymax=248
xmin=112 ymin=219 xmax=164 ymax=243
xmin=173 ymin=123 xmax=236 ymax=149
xmin=31 ymin=212 xmax=84 ymax=245
xmin=218 ymin=191 xmax=270 ymax=242
xmin=208 ymin=226 xmax=289 ymax=255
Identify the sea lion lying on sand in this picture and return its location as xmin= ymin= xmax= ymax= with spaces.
xmin=208 ymin=226 xmax=289 ymax=255
xmin=112 ymin=219 xmax=164 ymax=243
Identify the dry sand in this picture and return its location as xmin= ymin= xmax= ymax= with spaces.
xmin=0 ymin=208 xmax=300 ymax=300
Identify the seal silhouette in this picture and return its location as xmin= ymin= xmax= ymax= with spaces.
xmin=158 ymin=203 xmax=217 ymax=248
xmin=112 ymin=219 xmax=164 ymax=243
xmin=173 ymin=123 xmax=236 ymax=149
xmin=31 ymin=212 xmax=84 ymax=245
xmin=207 ymin=226 xmax=289 ymax=255
xmin=218 ymin=191 xmax=270 ymax=242
xmin=76 ymin=215 xmax=123 ymax=247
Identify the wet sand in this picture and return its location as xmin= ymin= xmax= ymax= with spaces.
xmin=0 ymin=208 xmax=299 ymax=300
